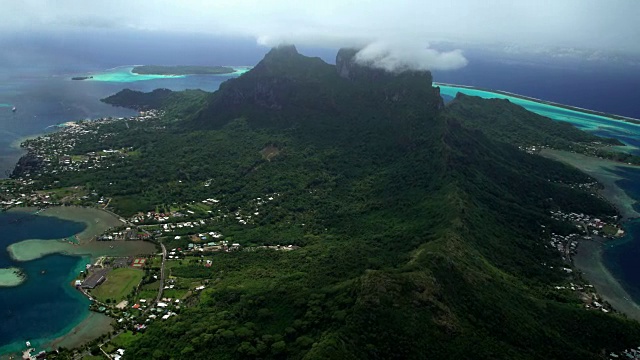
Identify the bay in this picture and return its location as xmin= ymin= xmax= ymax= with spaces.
xmin=0 ymin=211 xmax=87 ymax=354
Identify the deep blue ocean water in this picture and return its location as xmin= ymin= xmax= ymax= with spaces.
xmin=0 ymin=212 xmax=87 ymax=354
xmin=1 ymin=37 xmax=640 ymax=353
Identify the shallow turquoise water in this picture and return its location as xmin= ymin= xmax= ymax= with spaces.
xmin=438 ymin=84 xmax=640 ymax=154
xmin=80 ymin=66 xmax=252 ymax=83
xmin=0 ymin=212 xmax=89 ymax=355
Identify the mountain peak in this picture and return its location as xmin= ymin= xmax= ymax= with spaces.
xmin=336 ymin=47 xmax=386 ymax=81
xmin=265 ymin=44 xmax=299 ymax=58
xmin=335 ymin=47 xmax=434 ymax=85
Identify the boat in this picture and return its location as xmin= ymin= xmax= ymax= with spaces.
xmin=25 ymin=341 xmax=30 ymax=347
xmin=11 ymin=106 xmax=16 ymax=112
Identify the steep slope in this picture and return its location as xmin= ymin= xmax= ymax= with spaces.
xmin=105 ymin=48 xmax=640 ymax=359
xmin=444 ymin=93 xmax=622 ymax=149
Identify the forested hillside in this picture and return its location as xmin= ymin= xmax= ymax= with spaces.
xmin=46 ymin=46 xmax=640 ymax=359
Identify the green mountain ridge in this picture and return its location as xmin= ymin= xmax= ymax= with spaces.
xmin=48 ymin=46 xmax=640 ymax=358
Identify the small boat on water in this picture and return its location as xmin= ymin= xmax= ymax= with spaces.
xmin=11 ymin=106 xmax=16 ymax=112
xmin=25 ymin=341 xmax=30 ymax=347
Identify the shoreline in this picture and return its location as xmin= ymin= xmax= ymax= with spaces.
xmin=0 ymin=206 xmax=155 ymax=357
xmin=434 ymin=82 xmax=640 ymax=125
xmin=539 ymin=149 xmax=640 ymax=219
xmin=573 ymin=238 xmax=640 ymax=321
xmin=45 ymin=311 xmax=114 ymax=351
xmin=6 ymin=206 xmax=129 ymax=262
xmin=539 ymin=149 xmax=640 ymax=319
xmin=0 ymin=255 xmax=103 ymax=358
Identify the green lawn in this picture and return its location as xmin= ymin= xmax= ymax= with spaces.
xmin=111 ymin=331 xmax=139 ymax=347
xmin=107 ymin=331 xmax=140 ymax=350
xmin=162 ymin=288 xmax=188 ymax=299
xmin=91 ymin=268 xmax=144 ymax=302
xmin=136 ymin=280 xmax=160 ymax=302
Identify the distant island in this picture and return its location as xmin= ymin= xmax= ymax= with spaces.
xmin=71 ymin=76 xmax=93 ymax=81
xmin=131 ymin=65 xmax=235 ymax=75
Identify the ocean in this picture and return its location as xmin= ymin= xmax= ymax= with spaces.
xmin=1 ymin=39 xmax=640 ymax=353
xmin=0 ymin=212 xmax=87 ymax=354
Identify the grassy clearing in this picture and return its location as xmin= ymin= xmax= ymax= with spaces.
xmin=109 ymin=331 xmax=139 ymax=349
xmin=162 ymin=288 xmax=189 ymax=299
xmin=91 ymin=268 xmax=144 ymax=302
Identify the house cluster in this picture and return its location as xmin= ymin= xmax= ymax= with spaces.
xmin=227 ymin=193 xmax=282 ymax=226
xmin=519 ymin=144 xmax=548 ymax=154
xmin=111 ymin=348 xmax=126 ymax=360
xmin=0 ymin=190 xmax=56 ymax=209
xmin=552 ymin=282 xmax=613 ymax=313
xmin=113 ymin=297 xmax=181 ymax=334
xmin=98 ymin=227 xmax=139 ymax=241
xmin=3 ymin=112 xmax=165 ymax=210
xmin=130 ymin=210 xmax=187 ymax=224
xmin=550 ymin=210 xmax=624 ymax=237
xmin=185 ymin=239 xmax=241 ymax=253
xmin=610 ymin=347 xmax=640 ymax=359
xmin=160 ymin=219 xmax=213 ymax=233
xmin=15 ymin=110 xmax=162 ymax=178
xmin=127 ymin=297 xmax=181 ymax=325
xmin=548 ymin=232 xmax=581 ymax=261
xmin=249 ymin=244 xmax=301 ymax=251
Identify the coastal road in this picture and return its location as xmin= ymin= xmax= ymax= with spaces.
xmin=155 ymin=242 xmax=167 ymax=304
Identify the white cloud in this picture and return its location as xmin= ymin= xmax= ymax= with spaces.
xmin=355 ymin=42 xmax=468 ymax=72
xmin=1 ymin=0 xmax=639 ymax=71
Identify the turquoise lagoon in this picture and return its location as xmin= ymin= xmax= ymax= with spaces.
xmin=437 ymin=83 xmax=640 ymax=155
xmin=76 ymin=65 xmax=253 ymax=83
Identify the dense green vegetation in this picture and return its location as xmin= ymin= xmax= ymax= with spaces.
xmin=101 ymin=88 xmax=208 ymax=117
xmin=35 ymin=46 xmax=640 ymax=359
xmin=444 ymin=94 xmax=640 ymax=165
xmin=444 ymin=93 xmax=621 ymax=149
xmin=132 ymin=65 xmax=235 ymax=75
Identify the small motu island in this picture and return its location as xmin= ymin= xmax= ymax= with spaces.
xmin=71 ymin=76 xmax=93 ymax=81
xmin=131 ymin=65 xmax=235 ymax=75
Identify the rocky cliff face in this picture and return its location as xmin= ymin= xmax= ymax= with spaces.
xmin=336 ymin=48 xmax=389 ymax=82
xmin=194 ymin=46 xmax=444 ymax=127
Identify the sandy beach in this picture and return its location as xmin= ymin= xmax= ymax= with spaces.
xmin=0 ymin=267 xmax=26 ymax=287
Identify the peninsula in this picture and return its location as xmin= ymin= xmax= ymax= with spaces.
xmin=131 ymin=65 xmax=235 ymax=75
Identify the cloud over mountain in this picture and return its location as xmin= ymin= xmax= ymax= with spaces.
xmin=3 ymin=0 xmax=639 ymax=71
